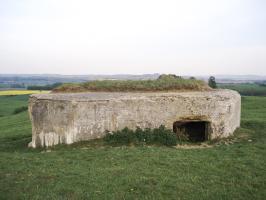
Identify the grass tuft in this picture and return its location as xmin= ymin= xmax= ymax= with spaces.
xmin=13 ymin=106 xmax=28 ymax=114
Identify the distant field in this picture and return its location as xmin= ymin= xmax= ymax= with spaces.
xmin=0 ymin=90 xmax=49 ymax=96
xmin=219 ymin=83 xmax=266 ymax=96
xmin=0 ymin=95 xmax=265 ymax=199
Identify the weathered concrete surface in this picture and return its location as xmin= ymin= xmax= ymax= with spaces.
xmin=28 ymin=90 xmax=241 ymax=148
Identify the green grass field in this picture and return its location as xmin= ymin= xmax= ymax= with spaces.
xmin=0 ymin=95 xmax=266 ymax=199
xmin=219 ymin=83 xmax=266 ymax=96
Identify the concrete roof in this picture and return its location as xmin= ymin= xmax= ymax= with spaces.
xmin=30 ymin=89 xmax=239 ymax=102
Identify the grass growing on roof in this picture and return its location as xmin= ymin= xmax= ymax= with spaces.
xmin=52 ymin=75 xmax=210 ymax=93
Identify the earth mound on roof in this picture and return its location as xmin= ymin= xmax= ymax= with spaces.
xmin=52 ymin=74 xmax=211 ymax=93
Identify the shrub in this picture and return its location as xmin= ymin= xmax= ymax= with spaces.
xmin=104 ymin=125 xmax=177 ymax=146
xmin=13 ymin=106 xmax=28 ymax=114
xmin=153 ymin=125 xmax=178 ymax=146
xmin=208 ymin=76 xmax=217 ymax=89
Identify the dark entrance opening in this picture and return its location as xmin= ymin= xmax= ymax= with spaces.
xmin=173 ymin=121 xmax=209 ymax=142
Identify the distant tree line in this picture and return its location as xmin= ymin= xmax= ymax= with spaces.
xmin=255 ymin=81 xmax=266 ymax=87
xmin=0 ymin=83 xmax=25 ymax=88
xmin=27 ymin=82 xmax=63 ymax=90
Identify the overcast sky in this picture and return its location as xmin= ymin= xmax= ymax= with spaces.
xmin=0 ymin=0 xmax=265 ymax=75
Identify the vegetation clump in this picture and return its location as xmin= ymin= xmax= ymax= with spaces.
xmin=208 ymin=76 xmax=217 ymax=88
xmin=104 ymin=126 xmax=178 ymax=146
xmin=13 ymin=106 xmax=28 ymax=114
xmin=52 ymin=74 xmax=210 ymax=93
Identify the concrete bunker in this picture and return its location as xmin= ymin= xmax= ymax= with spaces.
xmin=173 ymin=120 xmax=211 ymax=142
xmin=28 ymin=90 xmax=241 ymax=148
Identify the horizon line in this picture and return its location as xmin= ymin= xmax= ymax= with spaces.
xmin=1 ymin=73 xmax=266 ymax=77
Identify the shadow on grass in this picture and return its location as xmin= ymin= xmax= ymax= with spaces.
xmin=0 ymin=134 xmax=38 ymax=153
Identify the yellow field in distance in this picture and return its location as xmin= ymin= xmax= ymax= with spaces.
xmin=0 ymin=90 xmax=50 ymax=96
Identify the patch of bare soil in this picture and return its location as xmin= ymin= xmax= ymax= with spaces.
xmin=175 ymin=143 xmax=213 ymax=149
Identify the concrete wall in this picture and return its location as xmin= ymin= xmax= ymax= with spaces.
xmin=28 ymin=90 xmax=241 ymax=148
